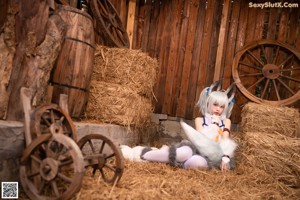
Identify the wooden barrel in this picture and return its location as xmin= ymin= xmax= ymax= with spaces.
xmin=51 ymin=5 xmax=95 ymax=118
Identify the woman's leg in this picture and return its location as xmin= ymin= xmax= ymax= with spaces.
xmin=141 ymin=146 xmax=170 ymax=163
xmin=175 ymin=146 xmax=194 ymax=162
xmin=142 ymin=145 xmax=196 ymax=165
xmin=183 ymin=155 xmax=208 ymax=169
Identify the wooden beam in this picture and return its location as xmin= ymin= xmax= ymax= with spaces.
xmin=214 ymin=0 xmax=231 ymax=81
xmin=126 ymin=0 xmax=136 ymax=49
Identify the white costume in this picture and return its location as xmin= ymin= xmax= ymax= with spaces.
xmin=122 ymin=80 xmax=238 ymax=170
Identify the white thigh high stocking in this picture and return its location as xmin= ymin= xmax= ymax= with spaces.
xmin=175 ymin=146 xmax=194 ymax=162
xmin=142 ymin=147 xmax=170 ymax=163
xmin=183 ymin=155 xmax=208 ymax=169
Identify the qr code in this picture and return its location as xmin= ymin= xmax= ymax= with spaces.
xmin=1 ymin=182 xmax=18 ymax=199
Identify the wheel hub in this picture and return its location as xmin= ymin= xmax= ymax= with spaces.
xmin=49 ymin=123 xmax=63 ymax=134
xmin=40 ymin=158 xmax=59 ymax=181
xmin=262 ymin=64 xmax=280 ymax=79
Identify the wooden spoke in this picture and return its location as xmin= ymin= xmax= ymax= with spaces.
xmin=102 ymin=0 xmax=110 ymax=12
xmin=38 ymin=179 xmax=45 ymax=194
xmin=45 ymin=142 xmax=55 ymax=158
xmin=261 ymin=79 xmax=270 ymax=99
xmin=272 ymin=46 xmax=280 ymax=64
xmin=59 ymin=158 xmax=73 ymax=166
xmin=280 ymin=66 xmax=300 ymax=72
xmin=57 ymin=172 xmax=73 ymax=183
xmin=232 ymin=40 xmax=300 ymax=106
xmin=280 ymin=75 xmax=300 ymax=83
xmin=239 ymin=62 xmax=262 ymax=71
xmin=100 ymin=140 xmax=106 ymax=153
xmin=50 ymin=110 xmax=55 ymax=124
xmin=27 ymin=170 xmax=41 ymax=178
xmin=272 ymin=79 xmax=281 ymax=100
xmin=32 ymin=104 xmax=77 ymax=141
xmin=59 ymin=116 xmax=64 ymax=123
xmin=247 ymin=77 xmax=265 ymax=90
xmin=278 ymin=54 xmax=294 ymax=68
xmin=20 ymin=134 xmax=84 ymax=200
xmin=106 ymin=152 xmax=116 ymax=159
xmin=280 ymin=74 xmax=300 ymax=83
xmin=102 ymin=163 xmax=116 ymax=172
xmin=88 ymin=139 xmax=96 ymax=153
xmin=77 ymin=134 xmax=124 ymax=184
xmin=246 ymin=50 xmax=265 ymax=66
xmin=90 ymin=0 xmax=129 ymax=48
xmin=100 ymin=12 xmax=109 ymax=21
xmin=260 ymin=44 xmax=269 ymax=64
xmin=111 ymin=28 xmax=121 ymax=42
xmin=51 ymin=180 xmax=60 ymax=198
xmin=276 ymin=78 xmax=295 ymax=95
xmin=30 ymin=154 xmax=42 ymax=164
xmin=41 ymin=115 xmax=51 ymax=127
xmin=239 ymin=72 xmax=263 ymax=77
xmin=96 ymin=0 xmax=109 ymax=15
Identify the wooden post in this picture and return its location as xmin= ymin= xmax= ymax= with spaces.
xmin=59 ymin=94 xmax=69 ymax=115
xmin=126 ymin=0 xmax=136 ymax=49
xmin=6 ymin=0 xmax=66 ymax=121
xmin=20 ymin=87 xmax=33 ymax=147
xmin=47 ymin=0 xmax=55 ymax=10
xmin=213 ymin=0 xmax=231 ymax=82
xmin=46 ymin=85 xmax=53 ymax=104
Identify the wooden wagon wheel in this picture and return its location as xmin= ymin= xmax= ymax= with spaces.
xmin=77 ymin=134 xmax=124 ymax=183
xmin=31 ymin=104 xmax=77 ymax=142
xmin=20 ymin=134 xmax=85 ymax=200
xmin=232 ymin=40 xmax=300 ymax=106
xmin=90 ymin=0 xmax=130 ymax=48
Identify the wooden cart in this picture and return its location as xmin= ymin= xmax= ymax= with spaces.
xmin=19 ymin=87 xmax=124 ymax=200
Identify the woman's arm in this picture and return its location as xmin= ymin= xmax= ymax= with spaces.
xmin=222 ymin=118 xmax=231 ymax=139
xmin=194 ymin=117 xmax=204 ymax=132
xmin=220 ymin=118 xmax=235 ymax=172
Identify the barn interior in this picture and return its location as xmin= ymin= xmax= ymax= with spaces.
xmin=0 ymin=0 xmax=299 ymax=199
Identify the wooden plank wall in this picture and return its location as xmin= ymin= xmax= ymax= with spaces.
xmin=109 ymin=0 xmax=300 ymax=123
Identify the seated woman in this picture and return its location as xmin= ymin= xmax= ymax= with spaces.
xmin=122 ymin=80 xmax=238 ymax=172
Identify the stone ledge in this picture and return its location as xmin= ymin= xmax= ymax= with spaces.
xmin=0 ymin=120 xmax=156 ymax=182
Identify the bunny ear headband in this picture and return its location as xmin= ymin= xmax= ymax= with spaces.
xmin=206 ymin=79 xmax=236 ymax=104
xmin=197 ymin=79 xmax=236 ymax=118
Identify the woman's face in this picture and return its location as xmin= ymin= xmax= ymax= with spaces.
xmin=211 ymin=102 xmax=225 ymax=116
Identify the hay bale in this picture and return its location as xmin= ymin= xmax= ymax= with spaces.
xmin=93 ymin=45 xmax=158 ymax=98
xmin=240 ymin=102 xmax=300 ymax=137
xmin=85 ymin=81 xmax=153 ymax=127
xmin=242 ymin=131 xmax=300 ymax=188
xmin=84 ymin=45 xmax=158 ymax=127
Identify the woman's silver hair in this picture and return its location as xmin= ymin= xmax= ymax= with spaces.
xmin=196 ymin=80 xmax=236 ymax=119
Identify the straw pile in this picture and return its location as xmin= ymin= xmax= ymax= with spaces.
xmin=86 ymin=81 xmax=153 ymax=127
xmin=85 ymin=45 xmax=158 ymax=127
xmin=240 ymin=102 xmax=300 ymax=137
xmin=20 ymin=162 xmax=300 ymax=200
xmin=242 ymin=132 xmax=300 ymax=188
xmin=92 ymin=45 xmax=157 ymax=98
